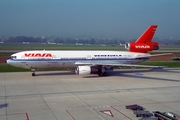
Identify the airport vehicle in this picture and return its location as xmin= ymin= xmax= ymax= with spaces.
xmin=126 ymin=104 xmax=144 ymax=111
xmin=153 ymin=111 xmax=178 ymax=120
xmin=172 ymin=55 xmax=180 ymax=61
xmin=6 ymin=25 xmax=167 ymax=76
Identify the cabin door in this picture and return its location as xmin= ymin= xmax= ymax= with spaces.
xmin=86 ymin=55 xmax=92 ymax=63
xmin=86 ymin=55 xmax=92 ymax=60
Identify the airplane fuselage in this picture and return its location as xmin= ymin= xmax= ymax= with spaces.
xmin=7 ymin=50 xmax=150 ymax=69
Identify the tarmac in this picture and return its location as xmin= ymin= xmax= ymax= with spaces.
xmin=0 ymin=68 xmax=180 ymax=120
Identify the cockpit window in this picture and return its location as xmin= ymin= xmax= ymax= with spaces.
xmin=10 ymin=56 xmax=16 ymax=59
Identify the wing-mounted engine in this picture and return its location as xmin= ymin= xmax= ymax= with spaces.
xmin=76 ymin=66 xmax=91 ymax=75
xmin=75 ymin=66 xmax=113 ymax=76
xmin=125 ymin=42 xmax=159 ymax=53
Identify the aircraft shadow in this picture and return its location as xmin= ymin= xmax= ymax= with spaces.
xmin=36 ymin=71 xmax=75 ymax=76
xmin=35 ymin=68 xmax=180 ymax=82
xmin=84 ymin=68 xmax=180 ymax=82
xmin=118 ymin=73 xmax=180 ymax=82
xmin=83 ymin=68 xmax=159 ymax=78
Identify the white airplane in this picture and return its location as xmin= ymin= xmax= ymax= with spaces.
xmin=6 ymin=25 xmax=167 ymax=77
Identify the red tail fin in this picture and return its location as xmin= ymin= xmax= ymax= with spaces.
xmin=135 ymin=25 xmax=158 ymax=43
xmin=125 ymin=25 xmax=159 ymax=53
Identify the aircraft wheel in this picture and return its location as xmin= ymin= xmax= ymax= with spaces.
xmin=98 ymin=72 xmax=103 ymax=77
xmin=32 ymin=73 xmax=36 ymax=77
xmin=103 ymin=72 xmax=108 ymax=76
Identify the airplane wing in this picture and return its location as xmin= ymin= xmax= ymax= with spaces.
xmin=75 ymin=53 xmax=171 ymax=68
xmin=75 ymin=61 xmax=164 ymax=68
xmin=135 ymin=53 xmax=172 ymax=59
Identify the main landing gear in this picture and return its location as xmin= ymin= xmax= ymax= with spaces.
xmin=98 ymin=72 xmax=108 ymax=77
xmin=97 ymin=68 xmax=108 ymax=77
xmin=31 ymin=68 xmax=36 ymax=77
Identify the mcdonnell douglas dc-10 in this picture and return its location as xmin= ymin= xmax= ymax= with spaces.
xmin=7 ymin=25 xmax=167 ymax=76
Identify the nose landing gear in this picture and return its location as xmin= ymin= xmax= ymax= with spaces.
xmin=31 ymin=68 xmax=36 ymax=76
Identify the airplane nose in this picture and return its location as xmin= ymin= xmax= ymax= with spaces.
xmin=6 ymin=58 xmax=10 ymax=64
xmin=6 ymin=56 xmax=11 ymax=63
xmin=6 ymin=59 xmax=8 ymax=63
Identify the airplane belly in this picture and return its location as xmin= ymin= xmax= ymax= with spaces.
xmin=16 ymin=61 xmax=57 ymax=69
xmin=20 ymin=61 xmax=76 ymax=69
xmin=32 ymin=62 xmax=58 ymax=68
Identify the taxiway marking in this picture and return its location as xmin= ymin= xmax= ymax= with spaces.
xmin=66 ymin=110 xmax=76 ymax=120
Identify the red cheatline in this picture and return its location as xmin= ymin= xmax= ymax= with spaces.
xmin=66 ymin=110 xmax=76 ymax=120
xmin=100 ymin=110 xmax=114 ymax=117
xmin=26 ymin=113 xmax=30 ymax=120
xmin=111 ymin=106 xmax=132 ymax=120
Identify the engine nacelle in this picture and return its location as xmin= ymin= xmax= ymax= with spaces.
xmin=75 ymin=66 xmax=114 ymax=75
xmin=76 ymin=66 xmax=91 ymax=75
xmin=125 ymin=42 xmax=159 ymax=53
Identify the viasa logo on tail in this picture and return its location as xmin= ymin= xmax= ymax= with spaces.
xmin=24 ymin=53 xmax=52 ymax=57
xmin=135 ymin=45 xmax=150 ymax=49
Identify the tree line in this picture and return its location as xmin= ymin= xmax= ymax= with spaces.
xmin=3 ymin=36 xmax=47 ymax=43
xmin=1 ymin=36 xmax=180 ymax=45
xmin=2 ymin=36 xmax=125 ymax=45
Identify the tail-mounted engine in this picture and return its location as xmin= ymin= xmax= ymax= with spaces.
xmin=125 ymin=25 xmax=159 ymax=53
xmin=125 ymin=42 xmax=159 ymax=53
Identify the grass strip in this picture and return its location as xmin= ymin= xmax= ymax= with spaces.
xmin=0 ymin=63 xmax=72 ymax=72
xmin=139 ymin=61 xmax=180 ymax=68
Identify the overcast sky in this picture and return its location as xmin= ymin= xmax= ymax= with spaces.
xmin=0 ymin=0 xmax=180 ymax=39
